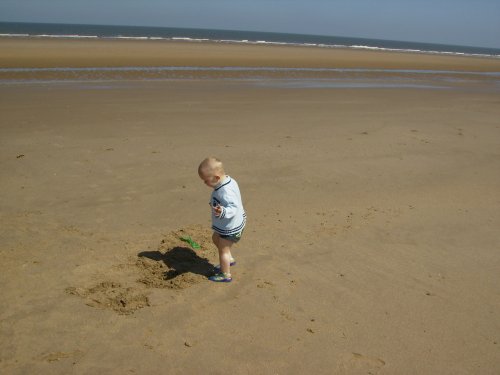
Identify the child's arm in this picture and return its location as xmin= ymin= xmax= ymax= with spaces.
xmin=213 ymin=201 xmax=238 ymax=219
xmin=213 ymin=186 xmax=241 ymax=219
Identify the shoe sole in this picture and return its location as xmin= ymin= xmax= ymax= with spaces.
xmin=209 ymin=277 xmax=232 ymax=283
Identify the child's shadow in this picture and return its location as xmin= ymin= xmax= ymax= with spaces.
xmin=138 ymin=247 xmax=214 ymax=280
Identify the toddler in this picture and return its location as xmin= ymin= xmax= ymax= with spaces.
xmin=198 ymin=157 xmax=246 ymax=282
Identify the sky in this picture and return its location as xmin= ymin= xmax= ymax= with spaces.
xmin=1 ymin=0 xmax=499 ymax=48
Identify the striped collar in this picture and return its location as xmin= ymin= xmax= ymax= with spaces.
xmin=214 ymin=176 xmax=231 ymax=191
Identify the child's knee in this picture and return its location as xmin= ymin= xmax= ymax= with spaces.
xmin=212 ymin=232 xmax=220 ymax=245
xmin=218 ymin=237 xmax=233 ymax=251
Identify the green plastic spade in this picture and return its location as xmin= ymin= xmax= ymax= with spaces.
xmin=180 ymin=236 xmax=201 ymax=250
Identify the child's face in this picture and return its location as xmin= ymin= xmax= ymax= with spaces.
xmin=199 ymin=171 xmax=220 ymax=188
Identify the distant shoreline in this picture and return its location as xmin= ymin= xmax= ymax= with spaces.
xmin=2 ymin=37 xmax=500 ymax=74
xmin=2 ymin=33 xmax=498 ymax=60
xmin=1 ymin=21 xmax=499 ymax=59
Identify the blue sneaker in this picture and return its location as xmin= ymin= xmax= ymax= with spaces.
xmin=209 ymin=273 xmax=232 ymax=283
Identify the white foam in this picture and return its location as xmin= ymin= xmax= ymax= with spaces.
xmin=33 ymin=34 xmax=98 ymax=39
xmin=113 ymin=36 xmax=149 ymax=40
xmin=0 ymin=33 xmax=29 ymax=37
xmin=0 ymin=31 xmax=498 ymax=59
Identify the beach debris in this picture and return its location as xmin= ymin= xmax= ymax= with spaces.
xmin=16 ymin=154 xmax=25 ymax=159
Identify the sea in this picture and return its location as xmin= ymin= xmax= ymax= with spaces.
xmin=1 ymin=21 xmax=499 ymax=58
xmin=1 ymin=22 xmax=499 ymax=90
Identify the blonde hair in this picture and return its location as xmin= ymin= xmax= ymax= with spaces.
xmin=198 ymin=157 xmax=225 ymax=176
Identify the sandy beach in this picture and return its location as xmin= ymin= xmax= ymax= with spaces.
xmin=2 ymin=37 xmax=500 ymax=71
xmin=1 ymin=38 xmax=500 ymax=374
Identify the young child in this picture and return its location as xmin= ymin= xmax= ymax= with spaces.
xmin=198 ymin=157 xmax=246 ymax=283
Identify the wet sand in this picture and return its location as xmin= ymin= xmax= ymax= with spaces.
xmin=2 ymin=37 xmax=500 ymax=71
xmin=1 ymin=38 xmax=500 ymax=374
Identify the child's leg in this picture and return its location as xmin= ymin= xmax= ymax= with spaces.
xmin=216 ymin=236 xmax=234 ymax=275
xmin=212 ymin=233 xmax=233 ymax=275
xmin=212 ymin=232 xmax=234 ymax=264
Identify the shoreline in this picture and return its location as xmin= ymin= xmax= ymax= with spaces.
xmin=2 ymin=37 xmax=500 ymax=72
xmin=1 ymin=21 xmax=499 ymax=59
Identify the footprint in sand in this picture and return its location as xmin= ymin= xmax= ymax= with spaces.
xmin=38 ymin=350 xmax=84 ymax=363
xmin=336 ymin=352 xmax=386 ymax=374
xmin=256 ymin=280 xmax=274 ymax=289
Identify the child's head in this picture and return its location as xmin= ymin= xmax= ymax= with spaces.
xmin=198 ymin=157 xmax=226 ymax=188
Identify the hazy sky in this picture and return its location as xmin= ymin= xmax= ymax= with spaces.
xmin=1 ymin=0 xmax=499 ymax=48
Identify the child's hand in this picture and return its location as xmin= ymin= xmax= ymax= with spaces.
xmin=213 ymin=204 xmax=223 ymax=217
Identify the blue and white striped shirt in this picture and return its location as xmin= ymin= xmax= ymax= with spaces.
xmin=210 ymin=176 xmax=246 ymax=235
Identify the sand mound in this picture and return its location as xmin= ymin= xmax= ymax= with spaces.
xmin=65 ymin=281 xmax=149 ymax=315
xmin=66 ymin=225 xmax=217 ymax=314
xmin=136 ymin=225 xmax=218 ymax=290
